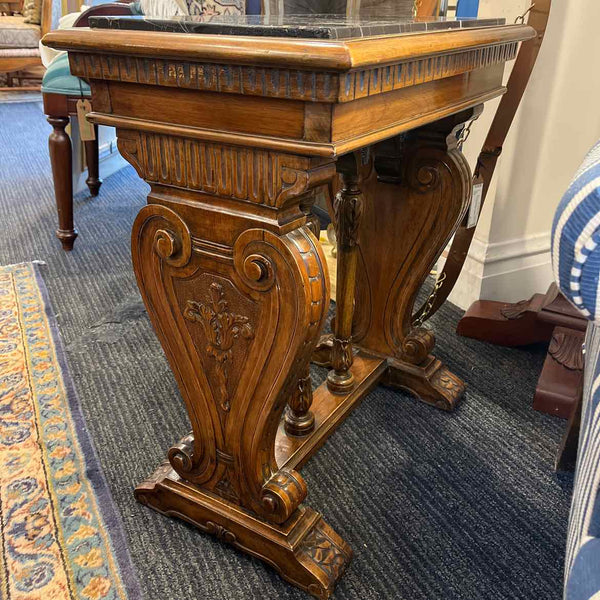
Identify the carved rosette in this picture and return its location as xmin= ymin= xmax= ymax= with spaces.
xmin=429 ymin=368 xmax=465 ymax=411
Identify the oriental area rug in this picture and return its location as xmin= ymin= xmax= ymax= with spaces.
xmin=0 ymin=262 xmax=141 ymax=600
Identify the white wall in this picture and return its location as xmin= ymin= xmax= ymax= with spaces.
xmin=449 ymin=0 xmax=600 ymax=309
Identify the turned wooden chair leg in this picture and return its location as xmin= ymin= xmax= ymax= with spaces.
xmin=84 ymin=125 xmax=102 ymax=196
xmin=47 ymin=115 xmax=77 ymax=251
xmin=327 ymin=156 xmax=363 ymax=394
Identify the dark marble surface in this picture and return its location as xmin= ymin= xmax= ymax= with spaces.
xmin=88 ymin=14 xmax=506 ymax=39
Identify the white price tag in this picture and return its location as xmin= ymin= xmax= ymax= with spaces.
xmin=76 ymin=99 xmax=96 ymax=142
xmin=467 ymin=182 xmax=483 ymax=229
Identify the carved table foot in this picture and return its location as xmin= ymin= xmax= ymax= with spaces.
xmin=136 ymin=462 xmax=352 ymax=600
xmin=383 ymin=356 xmax=464 ymax=411
xmin=381 ymin=327 xmax=464 ymax=411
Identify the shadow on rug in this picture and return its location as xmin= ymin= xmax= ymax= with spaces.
xmin=0 ymin=262 xmax=141 ymax=600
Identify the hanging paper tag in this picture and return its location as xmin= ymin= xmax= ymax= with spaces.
xmin=466 ymin=179 xmax=484 ymax=229
xmin=76 ymin=99 xmax=95 ymax=142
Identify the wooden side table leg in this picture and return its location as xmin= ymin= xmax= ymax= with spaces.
xmin=47 ymin=115 xmax=77 ymax=251
xmin=351 ymin=110 xmax=478 ymax=410
xmin=327 ymin=156 xmax=363 ymax=394
xmin=120 ymin=131 xmax=350 ymax=598
xmin=84 ymin=125 xmax=102 ymax=197
xmin=555 ymin=387 xmax=582 ymax=471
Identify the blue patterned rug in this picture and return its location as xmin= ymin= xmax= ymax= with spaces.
xmin=0 ymin=262 xmax=141 ymax=600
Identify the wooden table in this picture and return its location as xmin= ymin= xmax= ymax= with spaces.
xmin=43 ymin=15 xmax=534 ymax=598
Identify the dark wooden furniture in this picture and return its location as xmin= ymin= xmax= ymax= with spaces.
xmin=42 ymin=3 xmax=133 ymax=251
xmin=44 ymin=93 xmax=101 ymax=250
xmin=43 ymin=15 xmax=534 ymax=598
xmin=457 ymin=283 xmax=587 ymax=419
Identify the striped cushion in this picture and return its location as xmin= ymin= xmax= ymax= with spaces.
xmin=554 ymin=141 xmax=600 ymax=599
xmin=564 ymin=324 xmax=600 ymax=600
xmin=552 ymin=142 xmax=600 ymax=320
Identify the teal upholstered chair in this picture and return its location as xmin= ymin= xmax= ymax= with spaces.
xmin=42 ymin=2 xmax=134 ymax=251
xmin=42 ymin=0 xmax=254 ymax=251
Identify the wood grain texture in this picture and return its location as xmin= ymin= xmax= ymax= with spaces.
xmin=348 ymin=111 xmax=476 ymax=410
xmin=118 ymin=129 xmax=334 ymax=207
xmin=62 ymin=39 xmax=519 ymax=103
xmin=47 ymin=115 xmax=77 ymax=251
xmin=136 ymin=462 xmax=352 ymax=599
xmin=277 ymin=353 xmax=387 ymax=470
xmin=41 ymin=19 xmax=528 ymax=597
xmin=87 ymin=66 xmax=507 ymax=158
xmin=43 ymin=25 xmax=535 ymax=71
xmin=327 ymin=156 xmax=363 ymax=394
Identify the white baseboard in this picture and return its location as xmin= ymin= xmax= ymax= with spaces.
xmin=447 ymin=232 xmax=554 ymax=310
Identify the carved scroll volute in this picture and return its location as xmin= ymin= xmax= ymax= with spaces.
xmin=390 ymin=132 xmax=471 ymax=352
xmin=351 ymin=118 xmax=473 ymax=359
xmin=131 ymin=203 xmax=220 ymax=485
xmin=227 ymin=226 xmax=330 ymax=524
xmin=116 ymin=130 xmax=144 ymax=179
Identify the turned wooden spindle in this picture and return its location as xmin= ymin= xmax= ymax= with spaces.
xmin=327 ymin=160 xmax=363 ymax=394
xmin=47 ymin=115 xmax=77 ymax=251
xmin=84 ymin=124 xmax=102 ymax=197
xmin=285 ymin=367 xmax=315 ymax=436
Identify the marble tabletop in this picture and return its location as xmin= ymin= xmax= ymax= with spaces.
xmin=88 ymin=15 xmax=506 ymax=40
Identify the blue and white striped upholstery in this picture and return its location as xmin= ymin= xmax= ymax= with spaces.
xmin=552 ymin=141 xmax=600 ymax=600
xmin=552 ymin=142 xmax=600 ymax=320
xmin=565 ymin=325 xmax=600 ymax=600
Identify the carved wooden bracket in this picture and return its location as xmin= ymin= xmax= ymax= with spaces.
xmin=118 ymin=129 xmax=335 ymax=209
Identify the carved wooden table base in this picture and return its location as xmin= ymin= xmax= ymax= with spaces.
xmin=42 ymin=18 xmax=535 ymax=598
xmin=315 ymin=112 xmax=473 ymax=412
xmin=125 ymin=111 xmax=472 ymax=599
